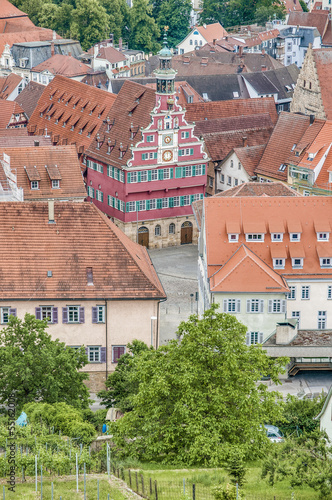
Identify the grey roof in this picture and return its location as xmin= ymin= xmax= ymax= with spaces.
xmin=242 ymin=64 xmax=299 ymax=101
xmin=278 ymin=26 xmax=319 ymax=48
xmin=243 ymin=73 xmax=278 ymax=95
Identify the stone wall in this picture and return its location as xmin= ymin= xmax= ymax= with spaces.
xmin=85 ymin=370 xmax=107 ymax=393
xmin=290 ymin=46 xmax=326 ymax=120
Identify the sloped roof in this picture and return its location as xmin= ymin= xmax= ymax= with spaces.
xmin=288 ymin=11 xmax=329 ymax=37
xmin=0 ymin=101 xmax=26 ymax=128
xmin=313 ymin=48 xmax=332 ymax=120
xmin=0 ymin=135 xmax=51 ymax=147
xmin=204 ymin=196 xmax=332 ymax=283
xmin=0 ymin=29 xmax=61 ymax=59
xmin=85 ymin=80 xmax=156 ymax=168
xmin=0 ymin=201 xmax=165 ymax=300
xmin=0 ymin=145 xmax=86 ymax=200
xmin=210 ymin=244 xmax=289 ymax=293
xmin=0 ymin=73 xmax=23 ymax=100
xmin=0 ymin=0 xmax=28 ymax=19
xmin=95 ymin=45 xmax=127 ymax=64
xmin=32 ymin=54 xmax=91 ymax=78
xmin=196 ymin=22 xmax=228 ymax=42
xmin=145 ymin=81 xmax=204 ymax=107
xmin=232 ymin=145 xmax=266 ymax=177
xmin=14 ymin=81 xmax=45 ymax=119
xmin=282 ymin=0 xmax=303 ymax=13
xmin=186 ymin=97 xmax=278 ymax=124
xmin=28 ymin=75 xmax=116 ymax=155
xmin=242 ymin=65 xmax=299 ymax=100
xmin=0 ymin=16 xmax=36 ymax=32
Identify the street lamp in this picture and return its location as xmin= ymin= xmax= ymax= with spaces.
xmin=151 ymin=316 xmax=157 ymax=348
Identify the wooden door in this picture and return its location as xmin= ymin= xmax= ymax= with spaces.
xmin=138 ymin=227 xmax=149 ymax=247
xmin=181 ymin=223 xmax=193 ymax=244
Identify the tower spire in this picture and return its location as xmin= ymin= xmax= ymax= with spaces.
xmin=154 ymin=26 xmax=176 ymax=96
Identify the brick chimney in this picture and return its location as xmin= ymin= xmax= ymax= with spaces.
xmin=51 ymin=41 xmax=55 ymax=57
xmin=242 ymin=136 xmax=247 ymax=147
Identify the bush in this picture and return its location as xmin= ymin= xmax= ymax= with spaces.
xmin=212 ymin=483 xmax=242 ymax=500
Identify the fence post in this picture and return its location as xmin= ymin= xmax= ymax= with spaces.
xmin=183 ymin=478 xmax=185 ymax=496
xmin=121 ymin=468 xmax=125 ymax=481
xmin=51 ymin=482 xmax=54 ymax=500
xmin=150 ymin=477 xmax=152 ymax=495
xmin=154 ymin=480 xmax=158 ymax=500
xmin=76 ymin=453 xmax=79 ymax=493
xmin=2 ymin=485 xmax=4 ymax=500
xmin=141 ymin=474 xmax=144 ymax=495
xmin=193 ymin=483 xmax=195 ymax=500
xmin=35 ymin=455 xmax=37 ymax=493
xmin=22 ymin=466 xmax=24 ymax=483
xmin=41 ymin=465 xmax=43 ymax=500
xmin=135 ymin=471 xmax=138 ymax=493
xmin=97 ymin=479 xmax=99 ymax=500
xmin=129 ymin=469 xmax=132 ymax=489
xmin=236 ymin=482 xmax=238 ymax=500
xmin=84 ymin=463 xmax=86 ymax=500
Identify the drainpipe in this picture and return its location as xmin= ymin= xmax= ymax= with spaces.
xmin=105 ymin=299 xmax=108 ymax=379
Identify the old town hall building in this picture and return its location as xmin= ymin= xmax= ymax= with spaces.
xmin=85 ymin=34 xmax=208 ymax=248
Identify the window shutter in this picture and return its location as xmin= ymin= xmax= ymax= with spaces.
xmin=9 ymin=308 xmax=16 ymax=317
xmin=170 ymin=168 xmax=173 ymax=179
xmin=146 ymin=200 xmax=150 ymax=210
xmin=157 ymin=198 xmax=162 ymax=209
xmin=246 ymin=300 xmax=250 ymax=313
xmin=127 ymin=172 xmax=131 ymax=183
xmin=92 ymin=188 xmax=95 ymax=198
xmin=148 ymin=170 xmax=152 ymax=181
xmin=260 ymin=300 xmax=264 ymax=313
xmin=281 ymin=300 xmax=286 ymax=313
xmin=236 ymin=299 xmax=241 ymax=313
xmin=100 ymin=347 xmax=106 ymax=363
xmin=190 ymin=195 xmax=194 ymax=204
xmin=79 ymin=307 xmax=85 ymax=324
xmin=169 ymin=197 xmax=174 ymax=208
xmin=178 ymin=150 xmax=183 ymax=157
xmin=35 ymin=307 xmax=41 ymax=320
xmin=158 ymin=169 xmax=164 ymax=180
xmin=101 ymin=192 xmax=104 ymax=202
xmin=268 ymin=300 xmax=272 ymax=313
xmin=182 ymin=167 xmax=186 ymax=177
xmin=175 ymin=167 xmax=182 ymax=178
xmin=180 ymin=196 xmax=184 ymax=206
xmin=92 ymin=307 xmax=98 ymax=324
xmin=200 ymin=194 xmax=204 ymax=199
xmin=107 ymin=165 xmax=110 ymax=177
xmin=246 ymin=332 xmax=251 ymax=346
xmin=137 ymin=172 xmax=141 ymax=182
xmin=126 ymin=202 xmax=129 ymax=212
xmin=52 ymin=307 xmax=58 ymax=324
xmin=192 ymin=165 xmax=196 ymax=176
xmin=259 ymin=332 xmax=264 ymax=344
xmin=202 ymin=164 xmax=206 ymax=175
xmin=153 ymin=152 xmax=157 ymax=159
xmin=62 ymin=307 xmax=68 ymax=324
xmin=85 ymin=347 xmax=89 ymax=357
xmin=223 ymin=299 xmax=228 ymax=313
xmin=190 ymin=148 xmax=193 ymax=155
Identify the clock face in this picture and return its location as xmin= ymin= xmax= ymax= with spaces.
xmin=162 ymin=134 xmax=173 ymax=146
xmin=162 ymin=150 xmax=173 ymax=162
xmin=164 ymin=135 xmax=172 ymax=144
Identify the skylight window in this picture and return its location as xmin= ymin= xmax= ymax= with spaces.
xmin=279 ymin=164 xmax=287 ymax=171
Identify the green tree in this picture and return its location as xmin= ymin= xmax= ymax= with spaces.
xmin=18 ymin=0 xmax=44 ymax=26
xmin=129 ymin=0 xmax=161 ymax=53
xmin=299 ymin=0 xmax=309 ymax=11
xmin=262 ymin=431 xmax=332 ymax=499
xmin=0 ymin=314 xmax=90 ymax=412
xmin=110 ymin=305 xmax=288 ymax=466
xmin=71 ymin=0 xmax=110 ymax=51
xmin=255 ymin=3 xmax=286 ymax=24
xmin=37 ymin=3 xmax=60 ymax=30
xmin=97 ymin=340 xmax=150 ymax=412
xmin=157 ymin=0 xmax=192 ymax=47
xmin=100 ymin=0 xmax=129 ymax=43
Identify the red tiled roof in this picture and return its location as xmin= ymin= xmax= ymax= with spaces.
xmin=86 ymin=80 xmax=156 ymax=168
xmin=32 ymin=54 xmax=92 ymax=78
xmin=0 ymin=0 xmax=28 ymax=19
xmin=15 ymin=81 xmax=46 ymax=119
xmin=0 ymin=29 xmax=62 ymax=59
xmin=282 ymin=0 xmax=303 ymax=13
xmin=322 ymin=21 xmax=332 ymax=46
xmin=313 ymin=48 xmax=332 ymax=120
xmin=95 ymin=45 xmax=127 ymax=64
xmin=0 ymin=145 xmax=87 ymax=200
xmin=186 ymin=98 xmax=278 ymax=124
xmin=0 ymin=74 xmax=23 ymax=100
xmin=0 ymin=16 xmax=36 ymax=32
xmin=0 ymin=128 xmax=28 ymax=137
xmin=231 ymin=145 xmax=266 ymax=177
xmin=0 ymin=101 xmax=26 ymax=128
xmin=0 ymin=134 xmax=51 ymax=147
xmin=145 ymin=81 xmax=204 ymax=107
xmin=288 ymin=11 xmax=328 ymax=37
xmin=204 ymin=196 xmax=332 ymax=285
xmin=0 ymin=201 xmax=165 ymax=300
xmin=196 ymin=23 xmax=228 ymax=42
xmin=28 ymin=75 xmax=116 ymax=156
xmin=244 ymin=29 xmax=280 ymax=48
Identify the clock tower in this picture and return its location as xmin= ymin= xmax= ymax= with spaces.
xmin=154 ymin=29 xmax=177 ymax=111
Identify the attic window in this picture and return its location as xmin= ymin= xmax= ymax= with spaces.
xmin=246 ymin=233 xmax=264 ymax=242
xmin=307 ymin=152 xmax=315 ymax=161
xmin=233 ymin=91 xmax=239 ymax=98
xmin=279 ymin=164 xmax=287 ymax=171
xmin=228 ymin=234 xmax=239 ymax=242
xmin=317 ymin=232 xmax=329 ymax=241
xmin=285 ymin=85 xmax=292 ymax=92
xmin=291 ymin=144 xmax=296 ymax=151
xmin=86 ymin=267 xmax=93 ymax=286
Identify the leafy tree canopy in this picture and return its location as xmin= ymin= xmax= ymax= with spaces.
xmin=129 ymin=0 xmax=161 ymax=53
xmin=157 ymin=0 xmax=192 ymax=47
xmin=110 ymin=305 xmax=288 ymax=466
xmin=70 ymin=0 xmax=110 ymax=51
xmin=0 ymin=314 xmax=90 ymax=412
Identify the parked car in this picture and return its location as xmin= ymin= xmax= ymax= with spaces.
xmin=264 ymin=425 xmax=284 ymax=443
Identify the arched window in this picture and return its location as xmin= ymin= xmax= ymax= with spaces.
xmin=155 ymin=225 xmax=161 ymax=236
xmin=230 ymin=160 xmax=233 ymax=168
xmin=169 ymin=223 xmax=175 ymax=234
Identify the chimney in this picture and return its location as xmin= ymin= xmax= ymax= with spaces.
xmin=239 ymin=45 xmax=243 ymax=56
xmin=213 ymin=39 xmax=216 ymax=45
xmin=68 ymin=51 xmax=72 ymax=57
xmin=261 ymin=48 xmax=265 ymax=55
xmin=275 ymin=320 xmax=298 ymax=345
xmin=48 ymin=199 xmax=55 ymax=224
xmin=310 ymin=114 xmax=315 ymax=124
xmin=52 ymin=30 xmax=56 ymax=40
xmin=86 ymin=267 xmax=93 ymax=285
xmin=242 ymin=136 xmax=247 ymax=147
xmin=119 ymin=38 xmax=123 ymax=50
xmin=34 ymin=140 xmax=39 ymax=147
xmin=225 ymin=36 xmax=228 ymax=41
xmin=51 ymin=41 xmax=55 ymax=57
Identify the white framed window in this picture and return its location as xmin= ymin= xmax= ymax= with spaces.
xmin=271 ymin=233 xmax=283 ymax=242
xmin=140 ymin=170 xmax=147 ymax=182
xmin=131 ymin=172 xmax=138 ymax=183
xmin=318 ymin=311 xmax=327 ymax=330
xmin=273 ymin=259 xmax=285 ymax=269
xmin=31 ymin=181 xmax=39 ymax=190
xmin=246 ymin=331 xmax=263 ymax=345
xmin=220 ymin=173 xmax=225 ymax=183
xmin=328 ymin=285 xmax=332 ymax=299
xmin=112 ymin=345 xmax=125 ymax=363
xmin=290 ymin=233 xmax=301 ymax=241
xmin=68 ymin=306 xmax=80 ymax=323
xmin=169 ymin=223 xmax=175 ymax=234
xmin=155 ymin=225 xmax=161 ymax=236
xmin=228 ymin=234 xmax=239 ymax=243
xmin=93 ymin=305 xmax=105 ymax=323
xmin=247 ymin=299 xmax=264 ymax=313
xmin=151 ymin=169 xmax=158 ymax=181
xmin=292 ymin=311 xmax=300 ymax=327
xmin=301 ymin=285 xmax=310 ymax=300
xmin=182 ymin=195 xmax=190 ymax=206
xmin=137 ymin=200 xmax=146 ymax=211
xmin=41 ymin=306 xmax=53 ymax=323
xmin=173 ymin=197 xmax=180 ymax=207
xmin=223 ymin=299 xmax=241 ymax=313
xmin=163 ymin=168 xmax=171 ymax=180
xmin=184 ymin=166 xmax=192 ymax=177
xmin=287 ymin=286 xmax=296 ymax=300
xmin=88 ymin=346 xmax=100 ymax=363
xmin=292 ymin=258 xmax=303 ymax=268
xmin=227 ymin=176 xmax=232 ymax=186
xmin=1 ymin=307 xmax=10 ymax=324
xmin=268 ymin=299 xmax=285 ymax=313
xmin=181 ymin=131 xmax=190 ymax=139
xmin=146 ymin=135 xmax=154 ymax=142
xmin=317 ymin=232 xmax=329 ymax=241
xmin=246 ymin=234 xmax=264 ymax=242
xmin=127 ymin=201 xmax=136 ymax=212
xmin=52 ymin=179 xmax=60 ymax=189
xmin=162 ymin=198 xmax=168 ymax=208
xmin=150 ymin=199 xmax=156 ymax=210
xmin=320 ymin=258 xmax=332 ymax=268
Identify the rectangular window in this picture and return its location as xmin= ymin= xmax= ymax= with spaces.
xmin=287 ymin=286 xmax=296 ymax=300
xmin=271 ymin=233 xmax=283 ymax=242
xmin=151 ymin=169 xmax=158 ymax=180
xmin=227 ymin=176 xmax=232 ymax=186
xmin=178 ymin=149 xmax=184 ymax=157
xmin=183 ymin=195 xmax=190 ymax=206
xmin=140 ymin=170 xmax=147 ymax=182
xmin=52 ymin=180 xmax=60 ymax=189
xmin=273 ymin=259 xmax=285 ymax=269
xmin=270 ymin=299 xmax=281 ymax=313
xmin=247 ymin=299 xmax=264 ymax=313
xmin=149 ymin=199 xmax=156 ymax=210
xmin=220 ymin=173 xmax=225 ymax=183
xmin=292 ymin=258 xmax=303 ymax=268
xmin=41 ymin=306 xmax=53 ymax=323
xmin=292 ymin=311 xmax=300 ymax=327
xmin=301 ymin=286 xmax=310 ymax=300
xmin=328 ymin=285 xmax=332 ymax=299
xmin=112 ymin=345 xmax=126 ymax=363
xmin=142 ymin=153 xmax=148 ymax=160
xmin=318 ymin=311 xmax=327 ymax=330
xmin=1 ymin=307 xmax=9 ymax=324
xmin=131 ymin=172 xmax=138 ymax=183
xmin=317 ymin=232 xmax=329 ymax=241
xmin=173 ymin=196 xmax=180 ymax=207
xmin=246 ymin=234 xmax=264 ymax=242
xmin=195 ymin=165 xmax=203 ymax=176
xmin=68 ymin=306 xmax=80 ymax=323
xmin=228 ymin=234 xmax=239 ymax=243
xmin=92 ymin=305 xmax=105 ymax=323
xmin=184 ymin=166 xmax=192 ymax=177
xmin=88 ymin=346 xmax=101 ymax=363
xmin=224 ymin=299 xmax=241 ymax=313
xmin=162 ymin=198 xmax=168 ymax=208
xmin=87 ymin=186 xmax=94 ymax=198
xmin=127 ymin=201 xmax=136 ymax=212
xmin=146 ymin=135 xmax=154 ymax=142
xmin=31 ymin=181 xmax=39 ymax=190
xmin=250 ymin=332 xmax=259 ymax=345
xmin=96 ymin=189 xmax=103 ymax=202
xmin=321 ymin=258 xmax=332 ymax=268
xmin=181 ymin=131 xmax=190 ymax=139
xmin=137 ymin=200 xmax=146 ymax=211
xmin=149 ymin=152 xmax=157 ymax=159
xmin=290 ymin=233 xmax=300 ymax=241
xmin=163 ymin=168 xmax=170 ymax=180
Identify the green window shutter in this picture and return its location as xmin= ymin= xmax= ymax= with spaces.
xmin=175 ymin=167 xmax=182 ymax=178
xmin=158 ymin=169 xmax=164 ymax=180
xmin=107 ymin=195 xmax=110 ymax=206
xmin=146 ymin=200 xmax=150 ymax=210
xmin=169 ymin=197 xmax=174 ymax=208
xmin=127 ymin=172 xmax=131 ymax=183
xmin=202 ymin=164 xmax=206 ymax=175
xmin=182 ymin=167 xmax=186 ymax=177
xmin=179 ymin=149 xmax=183 ymax=157
xmin=136 ymin=201 xmax=139 ymax=211
xmin=192 ymin=165 xmax=196 ymax=176
xmin=190 ymin=148 xmax=193 ymax=155
xmin=148 ymin=170 xmax=152 ymax=181
xmin=107 ymin=165 xmax=110 ymax=177
xmin=154 ymin=152 xmax=157 ymax=159
xmin=170 ymin=168 xmax=173 ymax=179
xmin=126 ymin=202 xmax=129 ymax=212
xmin=101 ymin=192 xmax=104 ymax=202
xmin=138 ymin=172 xmax=141 ymax=182
xmin=190 ymin=195 xmax=194 ymax=203
xmin=100 ymin=165 xmax=104 ymax=174
xmin=92 ymin=188 xmax=95 ymax=198
xmin=157 ymin=198 xmax=162 ymax=209
xmin=200 ymin=193 xmax=204 ymax=199
xmin=141 ymin=153 xmax=145 ymax=160
xmin=180 ymin=196 xmax=184 ymax=206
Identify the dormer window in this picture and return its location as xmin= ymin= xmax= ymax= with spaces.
xmin=292 ymin=258 xmax=303 ymax=268
xmin=320 ymin=258 xmax=332 ymax=268
xmin=31 ymin=181 xmax=39 ymax=190
xmin=273 ymin=258 xmax=285 ymax=269
xmin=307 ymin=152 xmax=315 ymax=161
xmin=52 ymin=179 xmax=60 ymax=189
xmin=317 ymin=232 xmax=329 ymax=241
xmin=228 ymin=234 xmax=239 ymax=243
xmin=246 ymin=233 xmax=264 ymax=242
xmin=271 ymin=233 xmax=283 ymax=242
xmin=290 ymin=233 xmax=300 ymax=242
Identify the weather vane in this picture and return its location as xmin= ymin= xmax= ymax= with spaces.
xmin=164 ymin=26 xmax=169 ymax=32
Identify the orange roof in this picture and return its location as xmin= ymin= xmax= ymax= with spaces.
xmin=282 ymin=0 xmax=303 ymax=12
xmin=209 ymin=244 xmax=289 ymax=293
xmin=0 ymin=201 xmax=166 ymax=300
xmin=196 ymin=23 xmax=228 ymax=42
xmin=32 ymin=54 xmax=92 ymax=78
xmin=0 ymin=73 xmax=23 ymax=100
xmin=0 ymin=101 xmax=26 ymax=128
xmin=95 ymin=45 xmax=127 ymax=64
xmin=313 ymin=48 xmax=332 ymax=120
xmin=288 ymin=11 xmax=329 ymax=38
xmin=0 ymin=29 xmax=61 ymax=59
xmin=204 ymin=196 xmax=332 ymax=285
xmin=0 ymin=145 xmax=87 ymax=201
xmin=15 ymin=81 xmax=45 ymax=119
xmin=28 ymin=75 xmax=116 ymax=156
xmin=0 ymin=0 xmax=28 ymax=19
xmin=231 ymin=145 xmax=265 ymax=177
